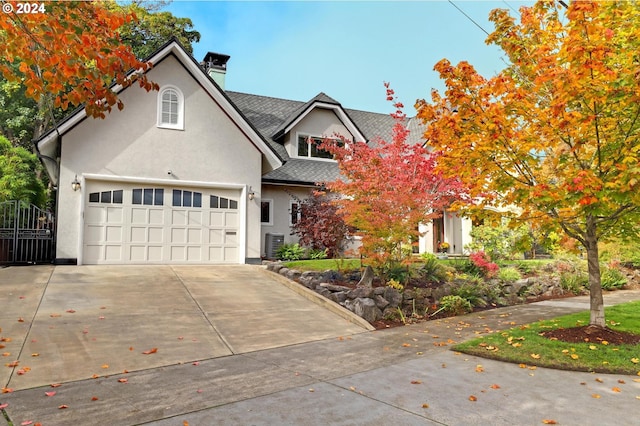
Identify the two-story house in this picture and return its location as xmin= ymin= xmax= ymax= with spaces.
xmin=35 ymin=40 xmax=470 ymax=265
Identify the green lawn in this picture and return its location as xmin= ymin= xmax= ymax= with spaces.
xmin=454 ymin=301 xmax=640 ymax=374
xmin=283 ymin=258 xmax=363 ymax=272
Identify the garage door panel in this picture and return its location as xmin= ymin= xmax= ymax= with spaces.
xmin=106 ymin=207 xmax=123 ymax=223
xmin=130 ymin=208 xmax=148 ymax=224
xmin=130 ymin=227 xmax=146 ymax=243
xmin=187 ymin=246 xmax=201 ymax=261
xmin=187 ymin=229 xmax=202 ymax=243
xmin=105 ymin=226 xmax=122 ymax=243
xmin=209 ymin=246 xmax=222 ymax=262
xmin=104 ymin=245 xmax=122 ymax=261
xmin=85 ymin=245 xmax=102 ymax=261
xmin=226 ymin=212 xmax=238 ymax=227
xmin=148 ymin=227 xmax=163 ymax=243
xmin=130 ymin=245 xmax=146 ymax=261
xmin=86 ymin=206 xmax=106 ymax=222
xmin=172 ymin=210 xmax=187 ymax=225
xmin=149 ymin=209 xmax=164 ymax=225
xmin=85 ymin=225 xmax=104 ymax=242
xmin=148 ymin=246 xmax=163 ymax=261
xmin=84 ymin=184 xmax=240 ymax=264
xmin=224 ymin=247 xmax=238 ymax=262
xmin=210 ymin=229 xmax=223 ymax=244
xmin=188 ymin=210 xmax=203 ymax=225
xmin=210 ymin=211 xmax=224 ymax=227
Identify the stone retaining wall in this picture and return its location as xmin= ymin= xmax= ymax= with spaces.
xmin=264 ymin=262 xmax=569 ymax=324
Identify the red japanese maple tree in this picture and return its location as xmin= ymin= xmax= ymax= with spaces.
xmin=320 ymin=85 xmax=467 ymax=270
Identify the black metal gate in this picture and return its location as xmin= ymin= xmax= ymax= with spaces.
xmin=0 ymin=201 xmax=55 ymax=264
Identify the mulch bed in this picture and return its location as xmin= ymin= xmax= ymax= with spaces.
xmin=541 ymin=325 xmax=640 ymax=345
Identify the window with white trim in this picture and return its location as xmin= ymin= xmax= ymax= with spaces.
xmin=157 ymin=86 xmax=184 ymax=130
xmin=296 ymin=135 xmax=340 ymax=159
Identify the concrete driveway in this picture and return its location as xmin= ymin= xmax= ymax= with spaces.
xmin=0 ymin=264 xmax=369 ymax=391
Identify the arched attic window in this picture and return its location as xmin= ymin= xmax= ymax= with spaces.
xmin=157 ymin=85 xmax=184 ymax=130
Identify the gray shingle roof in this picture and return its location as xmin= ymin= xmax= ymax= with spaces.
xmin=226 ymin=90 xmax=424 ymax=185
xmin=262 ymin=158 xmax=340 ymax=185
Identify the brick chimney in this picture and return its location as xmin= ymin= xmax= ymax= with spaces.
xmin=201 ymin=52 xmax=230 ymax=89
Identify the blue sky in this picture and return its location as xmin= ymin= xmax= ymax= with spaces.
xmin=164 ymin=1 xmax=532 ymax=115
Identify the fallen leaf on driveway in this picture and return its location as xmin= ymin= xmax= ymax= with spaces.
xmin=101 ymin=364 xmax=109 ymax=369
xmin=20 ymin=421 xmax=33 ymax=425
xmin=50 ymin=313 xmax=61 ymax=318
xmin=31 ymin=353 xmax=39 ymax=357
xmin=142 ymin=348 xmax=158 ymax=355
xmin=612 ymin=387 xmax=621 ymax=393
xmin=45 ymin=391 xmax=56 ymax=397
xmin=6 ymin=361 xmax=19 ymax=367
xmin=469 ymin=395 xmax=477 ymax=401
xmin=0 ymin=403 xmax=7 ymax=409
xmin=117 ymin=378 xmax=128 ymax=383
xmin=2 ymin=387 xmax=14 ymax=393
xmin=66 ymin=309 xmax=76 ymax=313
xmin=592 ymin=394 xmax=601 ymax=398
xmin=410 ymin=380 xmax=422 ymax=385
xmin=18 ymin=318 xmax=24 ymax=322
xmin=58 ymin=405 xmax=68 ymax=409
xmin=490 ymin=384 xmax=501 ymax=389
xmin=50 ymin=383 xmax=61 ymax=388
xmin=91 ymin=397 xmax=99 ymax=401
xmin=542 ymin=420 xmax=557 ymax=424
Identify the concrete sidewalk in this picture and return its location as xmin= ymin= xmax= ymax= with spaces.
xmin=1 ymin=265 xmax=640 ymax=425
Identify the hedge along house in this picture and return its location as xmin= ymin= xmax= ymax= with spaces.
xmin=36 ymin=40 xmax=471 ymax=265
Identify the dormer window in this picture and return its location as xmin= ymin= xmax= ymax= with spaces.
xmin=157 ymin=85 xmax=184 ymax=130
xmin=297 ymin=135 xmax=336 ymax=159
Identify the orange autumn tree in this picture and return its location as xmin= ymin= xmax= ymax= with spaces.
xmin=416 ymin=1 xmax=640 ymax=328
xmin=321 ymin=85 xmax=467 ymax=274
xmin=0 ymin=0 xmax=157 ymax=119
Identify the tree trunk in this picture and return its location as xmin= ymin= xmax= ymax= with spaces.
xmin=584 ymin=216 xmax=605 ymax=328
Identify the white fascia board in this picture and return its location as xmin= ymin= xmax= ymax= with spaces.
xmin=283 ymin=102 xmax=367 ymax=142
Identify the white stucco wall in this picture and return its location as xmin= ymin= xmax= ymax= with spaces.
xmin=56 ymin=55 xmax=263 ymax=262
xmin=259 ymin=185 xmax=312 ymax=257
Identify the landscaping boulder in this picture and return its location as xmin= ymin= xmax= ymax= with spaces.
xmin=321 ymin=270 xmax=344 ymax=282
xmin=319 ymin=283 xmax=352 ymax=292
xmin=352 ymin=297 xmax=382 ymax=323
xmin=383 ymin=287 xmax=403 ymax=308
xmin=374 ymin=295 xmax=389 ymax=310
xmin=347 ymin=286 xmax=375 ymax=299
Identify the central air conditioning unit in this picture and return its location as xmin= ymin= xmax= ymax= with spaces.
xmin=265 ymin=233 xmax=285 ymax=259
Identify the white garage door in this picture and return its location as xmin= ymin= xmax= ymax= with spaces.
xmin=83 ymin=182 xmax=241 ymax=264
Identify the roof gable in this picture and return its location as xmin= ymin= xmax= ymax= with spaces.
xmin=36 ymin=40 xmax=282 ymax=184
xmin=270 ymin=92 xmax=367 ymax=143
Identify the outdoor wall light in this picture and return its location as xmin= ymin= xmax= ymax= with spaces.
xmin=71 ymin=175 xmax=81 ymax=192
xmin=248 ymin=187 xmax=255 ymax=201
